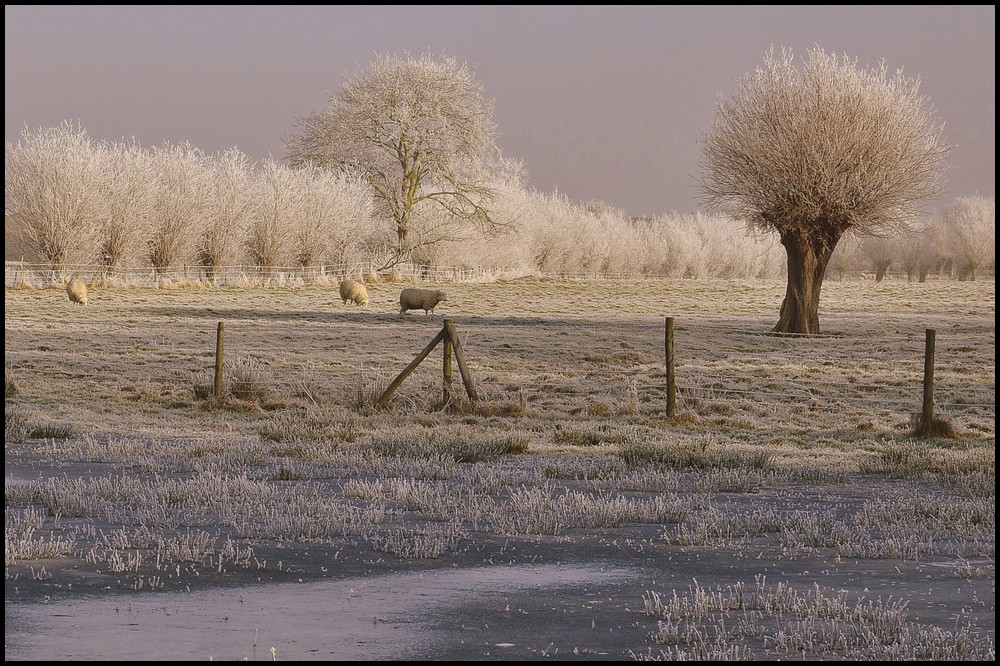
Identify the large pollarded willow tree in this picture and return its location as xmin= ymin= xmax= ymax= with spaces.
xmin=698 ymin=46 xmax=951 ymax=334
xmin=284 ymin=52 xmax=504 ymax=269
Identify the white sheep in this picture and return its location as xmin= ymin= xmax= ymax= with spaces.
xmin=339 ymin=278 xmax=369 ymax=306
xmin=399 ymin=287 xmax=448 ymax=315
xmin=65 ymin=277 xmax=88 ymax=305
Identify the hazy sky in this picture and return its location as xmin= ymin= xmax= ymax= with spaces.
xmin=5 ymin=5 xmax=995 ymax=218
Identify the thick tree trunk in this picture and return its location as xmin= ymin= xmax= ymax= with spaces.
xmin=396 ymin=223 xmax=408 ymax=259
xmin=773 ymin=230 xmax=839 ymax=335
xmin=378 ymin=213 xmax=410 ymax=271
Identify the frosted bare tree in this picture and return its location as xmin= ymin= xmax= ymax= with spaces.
xmin=245 ymin=159 xmax=296 ymax=272
xmin=284 ymin=52 xmax=505 ymax=269
xmin=583 ymin=199 xmax=628 ymax=220
xmin=939 ymin=195 xmax=995 ymax=281
xmin=403 ymin=202 xmax=474 ymax=270
xmin=860 ymin=236 xmax=894 ymax=283
xmin=430 ymin=171 xmax=535 ymax=272
xmin=896 ymin=225 xmax=941 ymax=283
xmin=287 ymin=163 xmax=372 ymax=269
xmin=95 ymin=139 xmax=154 ymax=279
xmin=5 ymin=121 xmax=104 ymax=272
xmin=147 ymin=142 xmax=212 ymax=273
xmin=199 ymin=148 xmax=257 ymax=278
xmin=323 ymin=177 xmax=374 ymax=270
xmin=698 ymin=46 xmax=951 ymax=333
xmin=827 ymin=233 xmax=863 ymax=281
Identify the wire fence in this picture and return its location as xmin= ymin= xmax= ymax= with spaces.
xmin=4 ymin=261 xmax=706 ymax=287
xmin=347 ymin=317 xmax=995 ymax=433
xmin=10 ymin=261 xmax=985 ymax=288
xmin=3 ymin=261 xmax=527 ymax=288
xmin=460 ymin=365 xmax=996 ymax=413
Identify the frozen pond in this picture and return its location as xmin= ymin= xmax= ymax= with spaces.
xmin=5 ymin=563 xmax=637 ymax=661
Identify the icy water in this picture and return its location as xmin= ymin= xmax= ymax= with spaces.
xmin=5 ymin=563 xmax=636 ymax=661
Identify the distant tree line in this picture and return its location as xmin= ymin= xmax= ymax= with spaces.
xmin=828 ymin=195 xmax=995 ymax=284
xmin=4 ymin=122 xmax=992 ymax=282
xmin=5 ymin=122 xmax=373 ymax=278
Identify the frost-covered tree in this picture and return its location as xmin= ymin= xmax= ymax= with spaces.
xmin=147 ymin=142 xmax=212 ymax=273
xmin=827 ymin=233 xmax=863 ymax=281
xmin=694 ymin=213 xmax=782 ymax=279
xmin=860 ymin=236 xmax=894 ymax=282
xmin=896 ymin=225 xmax=941 ymax=283
xmin=199 ymin=148 xmax=257 ymax=276
xmin=583 ymin=199 xmax=627 ymax=220
xmin=289 ymin=164 xmax=373 ymax=268
xmin=284 ymin=52 xmax=505 ymax=269
xmin=699 ymin=46 xmax=950 ymax=333
xmin=5 ymin=121 xmax=104 ymax=271
xmin=940 ymin=195 xmax=995 ymax=281
xmin=246 ymin=159 xmax=297 ymax=272
xmin=95 ymin=139 xmax=154 ymax=277
xmin=431 ymin=173 xmax=537 ymax=272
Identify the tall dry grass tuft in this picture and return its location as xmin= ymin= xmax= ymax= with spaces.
xmin=227 ymin=354 xmax=273 ymax=402
xmin=5 ymin=366 xmax=19 ymax=398
xmin=5 ymin=404 xmax=32 ymax=443
xmin=353 ymin=366 xmax=391 ymax=412
xmin=912 ymin=415 xmax=960 ymax=439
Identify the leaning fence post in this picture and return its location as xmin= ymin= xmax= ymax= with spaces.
xmin=665 ymin=316 xmax=676 ymax=418
xmin=214 ymin=321 xmax=225 ymax=401
xmin=920 ymin=328 xmax=936 ymax=431
xmin=375 ymin=329 xmax=447 ymax=410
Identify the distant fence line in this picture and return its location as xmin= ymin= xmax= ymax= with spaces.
xmin=4 ymin=261 xmax=678 ymax=287
xmin=3 ymin=261 xmax=526 ymax=288
xmin=7 ymin=261 xmax=985 ymax=288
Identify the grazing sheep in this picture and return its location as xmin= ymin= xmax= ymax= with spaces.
xmin=399 ymin=288 xmax=447 ymax=315
xmin=339 ymin=278 xmax=369 ymax=306
xmin=65 ymin=277 xmax=88 ymax=305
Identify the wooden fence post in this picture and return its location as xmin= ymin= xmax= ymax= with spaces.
xmin=375 ymin=320 xmax=478 ymax=410
xmin=443 ymin=322 xmax=454 ymax=404
xmin=920 ymin=328 xmax=936 ymax=431
xmin=444 ymin=319 xmax=478 ymax=402
xmin=665 ymin=316 xmax=676 ymax=418
xmin=214 ymin=321 xmax=225 ymax=401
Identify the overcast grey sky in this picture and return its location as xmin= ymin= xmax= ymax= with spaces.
xmin=4 ymin=5 xmax=995 ymax=218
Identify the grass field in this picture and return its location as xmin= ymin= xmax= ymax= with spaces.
xmin=4 ymin=276 xmax=995 ymax=452
xmin=4 ymin=276 xmax=996 ymax=660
